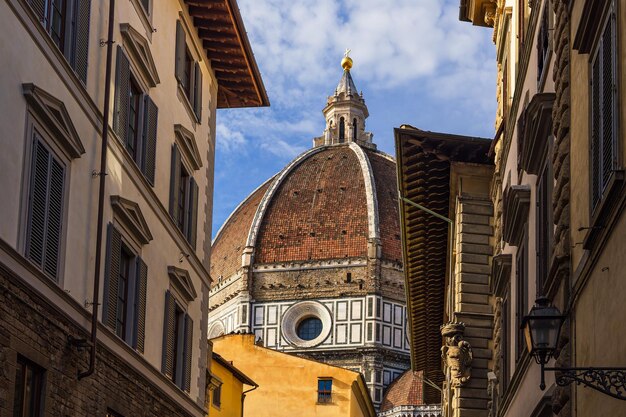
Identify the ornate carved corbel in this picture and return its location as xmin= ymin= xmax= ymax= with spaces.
xmin=484 ymin=1 xmax=497 ymax=27
xmin=441 ymin=322 xmax=473 ymax=387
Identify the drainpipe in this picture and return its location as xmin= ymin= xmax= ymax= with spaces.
xmin=241 ymin=385 xmax=258 ymax=417
xmin=77 ymin=0 xmax=116 ymax=380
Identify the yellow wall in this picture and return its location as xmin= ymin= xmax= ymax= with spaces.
xmin=209 ymin=359 xmax=245 ymax=417
xmin=212 ymin=334 xmax=375 ymax=417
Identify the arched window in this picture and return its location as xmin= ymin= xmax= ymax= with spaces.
xmin=339 ymin=117 xmax=345 ymax=142
xmin=353 ymin=118 xmax=357 ymax=140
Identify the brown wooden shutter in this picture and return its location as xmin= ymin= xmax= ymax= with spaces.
xmin=113 ymin=46 xmax=130 ymax=142
xmin=169 ymin=145 xmax=182 ymax=221
xmin=183 ymin=314 xmax=193 ymax=392
xmin=175 ymin=21 xmax=186 ymax=84
xmin=162 ymin=290 xmax=176 ymax=377
xmin=187 ymin=177 xmax=199 ymax=248
xmin=103 ymin=223 xmax=122 ymax=330
xmin=591 ymin=56 xmax=601 ymax=209
xmin=142 ymin=96 xmax=158 ymax=186
xmin=601 ymin=19 xmax=615 ymax=188
xmin=26 ymin=137 xmax=65 ymax=281
xmin=193 ymin=62 xmax=202 ymax=121
xmin=135 ymin=257 xmax=148 ymax=353
xmin=28 ymin=0 xmax=46 ymax=24
xmin=73 ymin=0 xmax=91 ymax=83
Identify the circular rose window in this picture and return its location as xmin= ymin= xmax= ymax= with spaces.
xmin=282 ymin=301 xmax=332 ymax=348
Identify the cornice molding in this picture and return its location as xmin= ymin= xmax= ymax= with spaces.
xmin=502 ymin=185 xmax=530 ymax=246
xmin=174 ymin=124 xmax=203 ymax=170
xmin=22 ymin=83 xmax=85 ymax=159
xmin=120 ymin=23 xmax=160 ymax=88
xmin=518 ymin=93 xmax=555 ymax=175
xmin=168 ymin=265 xmax=198 ymax=303
xmin=110 ymin=195 xmax=153 ymax=245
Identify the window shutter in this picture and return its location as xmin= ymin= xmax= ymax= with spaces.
xmin=73 ymin=0 xmax=91 ymax=84
xmin=162 ymin=290 xmax=176 ymax=377
xmin=601 ymin=19 xmax=615 ymax=188
xmin=187 ymin=177 xmax=199 ymax=248
xmin=169 ymin=145 xmax=182 ymax=221
xmin=113 ymin=46 xmax=130 ymax=142
xmin=134 ymin=257 xmax=148 ymax=353
xmin=142 ymin=96 xmax=158 ymax=186
xmin=193 ymin=62 xmax=202 ymax=121
xmin=183 ymin=314 xmax=193 ymax=392
xmin=44 ymin=157 xmax=65 ymax=278
xmin=591 ymin=56 xmax=601 ymax=209
xmin=103 ymin=223 xmax=122 ymax=330
xmin=175 ymin=21 xmax=186 ymax=84
xmin=27 ymin=0 xmax=46 ymax=24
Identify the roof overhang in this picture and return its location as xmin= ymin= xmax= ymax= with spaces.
xmin=458 ymin=0 xmax=496 ymax=27
xmin=395 ymin=125 xmax=491 ymax=403
xmin=184 ymin=0 xmax=269 ymax=108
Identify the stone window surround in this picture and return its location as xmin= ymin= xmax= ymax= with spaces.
xmin=119 ymin=23 xmax=160 ymax=88
xmin=502 ymin=185 xmax=530 ymax=246
xmin=281 ymin=300 xmax=333 ymax=348
xmin=128 ymin=0 xmax=155 ymax=41
xmin=517 ymin=93 xmax=555 ymax=175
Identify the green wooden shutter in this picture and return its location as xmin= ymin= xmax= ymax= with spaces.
xmin=28 ymin=0 xmax=46 ymax=24
xmin=183 ymin=314 xmax=193 ymax=392
xmin=175 ymin=21 xmax=186 ymax=84
xmin=113 ymin=46 xmax=130 ymax=142
xmin=103 ymin=223 xmax=122 ymax=330
xmin=193 ymin=62 xmax=202 ymax=121
xmin=169 ymin=145 xmax=182 ymax=221
xmin=187 ymin=177 xmax=199 ymax=248
xmin=26 ymin=137 xmax=65 ymax=281
xmin=142 ymin=96 xmax=158 ymax=186
xmin=73 ymin=0 xmax=91 ymax=83
xmin=162 ymin=290 xmax=176 ymax=377
xmin=134 ymin=256 xmax=148 ymax=353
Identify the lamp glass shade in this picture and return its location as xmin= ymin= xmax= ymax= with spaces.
xmin=522 ymin=299 xmax=565 ymax=362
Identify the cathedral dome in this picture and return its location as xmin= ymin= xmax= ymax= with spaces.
xmin=210 ymin=142 xmax=402 ymax=283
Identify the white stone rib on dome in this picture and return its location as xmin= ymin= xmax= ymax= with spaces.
xmin=349 ymin=142 xmax=380 ymax=242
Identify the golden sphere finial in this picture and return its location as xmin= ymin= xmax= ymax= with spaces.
xmin=341 ymin=48 xmax=353 ymax=71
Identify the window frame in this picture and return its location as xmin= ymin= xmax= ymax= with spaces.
xmin=536 ymin=0 xmax=553 ymax=91
xmin=212 ymin=382 xmax=222 ymax=409
xmin=317 ymin=378 xmax=333 ymax=404
xmin=20 ymin=115 xmax=71 ymax=285
xmin=162 ymin=289 xmax=194 ymax=392
xmin=535 ymin=159 xmax=553 ymax=296
xmin=13 ymin=355 xmax=46 ymax=417
xmin=515 ymin=228 xmax=528 ymax=362
xmin=175 ymin=19 xmax=203 ymax=124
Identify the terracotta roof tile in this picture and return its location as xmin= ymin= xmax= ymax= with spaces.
xmin=380 ymin=370 xmax=425 ymax=412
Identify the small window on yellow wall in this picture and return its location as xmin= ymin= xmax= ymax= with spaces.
xmin=212 ymin=383 xmax=222 ymax=408
xmin=317 ymin=378 xmax=332 ymax=404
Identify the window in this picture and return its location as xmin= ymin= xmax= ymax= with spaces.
xmin=103 ymin=223 xmax=148 ymax=352
xmin=317 ymin=379 xmax=332 ymax=403
xmin=175 ymin=21 xmax=203 ymax=121
xmin=26 ymin=0 xmax=91 ymax=83
xmin=113 ymin=47 xmax=159 ymax=185
xmin=140 ymin=0 xmax=149 ymax=13
xmin=515 ymin=234 xmax=528 ymax=361
xmin=297 ymin=317 xmax=323 ymax=341
xmin=500 ymin=290 xmax=510 ymax=397
xmin=339 ymin=117 xmax=345 ymax=142
xmin=353 ymin=118 xmax=357 ymax=140
xmin=162 ymin=290 xmax=193 ymax=392
xmin=536 ymin=163 xmax=553 ymax=295
xmin=590 ymin=7 xmax=618 ymax=212
xmin=13 ymin=356 xmax=45 ymax=417
xmin=537 ymin=2 xmax=551 ymax=86
xmin=25 ymin=135 xmax=65 ymax=281
xmin=169 ymin=145 xmax=199 ymax=247
xmin=212 ymin=384 xmax=222 ymax=408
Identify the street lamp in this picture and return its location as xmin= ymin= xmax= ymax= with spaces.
xmin=522 ymin=297 xmax=626 ymax=400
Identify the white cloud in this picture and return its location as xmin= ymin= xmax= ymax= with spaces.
xmin=216 ymin=123 xmax=248 ymax=154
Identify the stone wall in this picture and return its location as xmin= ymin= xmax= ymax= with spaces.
xmin=550 ymin=0 xmax=572 ymax=415
xmin=0 ymin=267 xmax=196 ymax=417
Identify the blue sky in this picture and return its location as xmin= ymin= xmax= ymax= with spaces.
xmin=212 ymin=0 xmax=497 ymax=238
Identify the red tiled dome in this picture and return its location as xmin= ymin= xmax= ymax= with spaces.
xmin=380 ymin=370 xmax=425 ymax=412
xmin=210 ymin=143 xmax=402 ymax=281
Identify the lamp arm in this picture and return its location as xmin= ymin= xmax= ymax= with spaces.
xmin=542 ymin=367 xmax=626 ymax=400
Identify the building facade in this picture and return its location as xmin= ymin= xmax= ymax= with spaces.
xmin=208 ymin=56 xmax=410 ymax=409
xmin=457 ymin=0 xmax=626 ymax=416
xmin=0 ymin=0 xmax=267 ymax=416
xmin=212 ymin=333 xmax=376 ymax=417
